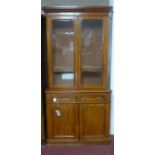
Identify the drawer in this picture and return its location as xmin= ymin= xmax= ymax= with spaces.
xmin=46 ymin=94 xmax=78 ymax=103
xmin=79 ymin=95 xmax=109 ymax=103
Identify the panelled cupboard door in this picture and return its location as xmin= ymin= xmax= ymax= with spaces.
xmin=78 ymin=16 xmax=109 ymax=89
xmin=46 ymin=16 xmax=78 ymax=89
xmin=80 ymin=103 xmax=105 ymax=143
xmin=46 ymin=103 xmax=79 ymax=143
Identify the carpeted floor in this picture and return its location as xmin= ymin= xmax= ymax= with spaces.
xmin=41 ymin=136 xmax=114 ymax=155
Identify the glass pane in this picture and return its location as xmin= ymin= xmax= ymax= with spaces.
xmin=52 ymin=20 xmax=75 ymax=86
xmin=81 ymin=20 xmax=103 ymax=85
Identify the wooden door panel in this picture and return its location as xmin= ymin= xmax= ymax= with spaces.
xmin=80 ymin=103 xmax=105 ymax=142
xmin=46 ymin=103 xmax=78 ymax=143
xmin=53 ymin=104 xmax=76 ymax=137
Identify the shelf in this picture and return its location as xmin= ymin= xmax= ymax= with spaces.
xmin=82 ymin=66 xmax=102 ymax=72
xmin=53 ymin=66 xmax=74 ymax=72
xmin=53 ymin=31 xmax=74 ymax=35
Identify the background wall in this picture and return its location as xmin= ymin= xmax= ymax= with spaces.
xmin=41 ymin=0 xmax=114 ymax=135
xmin=42 ymin=0 xmax=111 ymax=6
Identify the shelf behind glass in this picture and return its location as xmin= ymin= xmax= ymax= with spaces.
xmin=81 ymin=71 xmax=102 ymax=84
xmin=53 ymin=72 xmax=74 ymax=85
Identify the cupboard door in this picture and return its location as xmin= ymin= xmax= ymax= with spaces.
xmin=47 ymin=17 xmax=77 ymax=88
xmin=46 ymin=103 xmax=78 ymax=143
xmin=80 ymin=103 xmax=105 ymax=143
xmin=78 ymin=17 xmax=106 ymax=88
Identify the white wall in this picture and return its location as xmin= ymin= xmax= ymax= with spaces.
xmin=42 ymin=0 xmax=110 ymax=6
xmin=41 ymin=0 xmax=114 ymax=135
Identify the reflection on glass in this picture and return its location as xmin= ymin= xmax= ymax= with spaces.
xmin=81 ymin=20 xmax=103 ymax=85
xmin=52 ymin=20 xmax=75 ymax=86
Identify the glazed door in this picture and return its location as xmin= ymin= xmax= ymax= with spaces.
xmin=78 ymin=17 xmax=108 ymax=89
xmin=46 ymin=16 xmax=77 ymax=88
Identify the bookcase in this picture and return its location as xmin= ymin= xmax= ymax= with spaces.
xmin=42 ymin=6 xmax=113 ymax=144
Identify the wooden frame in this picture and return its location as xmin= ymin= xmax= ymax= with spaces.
xmin=42 ymin=6 xmax=112 ymax=13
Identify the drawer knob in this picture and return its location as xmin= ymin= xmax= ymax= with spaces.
xmin=53 ymin=97 xmax=57 ymax=102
